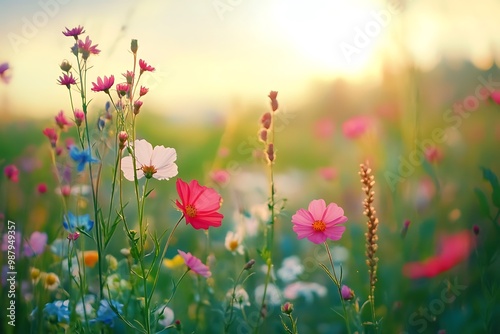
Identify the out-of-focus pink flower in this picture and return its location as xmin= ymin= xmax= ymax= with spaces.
xmin=116 ymin=83 xmax=129 ymax=97
xmin=74 ymin=109 xmax=85 ymax=127
xmin=268 ymin=91 xmax=278 ymax=111
xmin=139 ymin=59 xmax=155 ymax=73
xmin=491 ymin=90 xmax=500 ymax=104
xmin=122 ymin=70 xmax=134 ymax=84
xmin=67 ymin=232 xmax=80 ymax=241
xmin=134 ymin=100 xmax=143 ymax=114
xmin=37 ymin=183 xmax=48 ymax=194
xmin=218 ymin=147 xmax=230 ymax=157
xmin=42 ymin=128 xmax=58 ymax=148
xmin=402 ymin=230 xmax=474 ymax=279
xmin=91 ymin=75 xmax=114 ymax=93
xmin=261 ymin=112 xmax=272 ymax=129
xmin=424 ymin=146 xmax=443 ymax=163
xmin=77 ymin=36 xmax=100 ymax=59
xmin=176 ymin=178 xmax=224 ymax=230
xmin=314 ymin=118 xmax=334 ymax=139
xmin=210 ymin=169 xmax=230 ymax=186
xmin=55 ymin=111 xmax=71 ymax=130
xmin=4 ymin=164 xmax=19 ymax=182
xmin=139 ymin=86 xmax=149 ymax=97
xmin=24 ymin=231 xmax=47 ymax=257
xmin=342 ymin=116 xmax=371 ymax=139
xmin=291 ymin=199 xmax=347 ymax=244
xmin=60 ymin=185 xmax=71 ymax=197
xmin=341 ymin=285 xmax=354 ymax=300
xmin=57 ymin=73 xmax=77 ymax=89
xmin=121 ymin=139 xmax=178 ymax=181
xmin=0 ymin=62 xmax=12 ymax=84
xmin=62 ymin=26 xmax=85 ymax=39
xmin=318 ymin=167 xmax=337 ymax=181
xmin=178 ymin=250 xmax=211 ymax=277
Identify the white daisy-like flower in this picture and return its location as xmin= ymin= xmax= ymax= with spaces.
xmin=224 ymin=231 xmax=244 ymax=254
xmin=277 ymin=256 xmax=304 ymax=283
xmin=226 ymin=285 xmax=250 ymax=309
xmin=121 ymin=139 xmax=178 ymax=181
xmin=156 ymin=305 xmax=175 ymax=327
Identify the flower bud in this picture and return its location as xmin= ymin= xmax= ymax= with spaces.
xmin=67 ymin=232 xmax=80 ymax=241
xmin=118 ymin=131 xmax=128 ymax=149
xmin=134 ymin=100 xmax=143 ymax=115
xmin=261 ymin=112 xmax=272 ymax=129
xmin=74 ymin=109 xmax=85 ymax=127
xmin=59 ymin=60 xmax=72 ymax=72
xmin=281 ymin=302 xmax=294 ymax=314
xmin=175 ymin=320 xmax=182 ymax=331
xmin=341 ymin=285 xmax=354 ymax=300
xmin=473 ymin=224 xmax=480 ymax=236
xmin=131 ymin=39 xmax=138 ymax=54
xmin=244 ymin=259 xmax=255 ymax=270
xmin=259 ymin=129 xmax=267 ymax=142
xmin=269 ymin=91 xmax=278 ymax=111
xmin=266 ymin=143 xmax=275 ymax=163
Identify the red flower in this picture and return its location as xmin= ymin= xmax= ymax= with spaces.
xmin=4 ymin=165 xmax=19 ymax=182
xmin=139 ymin=86 xmax=149 ymax=97
xmin=43 ymin=128 xmax=58 ymax=147
xmin=37 ymin=183 xmax=48 ymax=194
xmin=402 ymin=231 xmax=474 ymax=279
xmin=139 ymin=59 xmax=155 ymax=73
xmin=175 ymin=179 xmax=223 ymax=230
xmin=62 ymin=26 xmax=85 ymax=39
xmin=91 ymin=75 xmax=114 ymax=93
xmin=57 ymin=73 xmax=76 ymax=88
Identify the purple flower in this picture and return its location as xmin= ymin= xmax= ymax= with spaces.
xmin=23 ymin=231 xmax=48 ymax=257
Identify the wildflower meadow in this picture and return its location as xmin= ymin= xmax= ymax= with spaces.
xmin=1 ymin=23 xmax=500 ymax=334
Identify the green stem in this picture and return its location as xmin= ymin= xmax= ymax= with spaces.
xmin=324 ymin=242 xmax=352 ymax=334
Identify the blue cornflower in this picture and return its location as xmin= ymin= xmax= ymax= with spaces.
xmin=69 ymin=146 xmax=99 ymax=172
xmin=44 ymin=300 xmax=70 ymax=323
xmin=90 ymin=300 xmax=123 ymax=327
xmin=63 ymin=212 xmax=94 ymax=233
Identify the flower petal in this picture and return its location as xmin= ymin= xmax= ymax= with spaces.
xmin=307 ymin=199 xmax=326 ymax=221
xmin=133 ymin=139 xmax=153 ymax=167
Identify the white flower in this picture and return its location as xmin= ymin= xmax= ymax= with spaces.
xmin=283 ymin=282 xmax=327 ymax=303
xmin=226 ymin=285 xmax=250 ymax=309
xmin=157 ymin=305 xmax=174 ymax=327
xmin=254 ymin=283 xmax=281 ymax=306
xmin=121 ymin=139 xmax=178 ymax=181
xmin=224 ymin=231 xmax=244 ymax=254
xmin=277 ymin=256 xmax=304 ymax=283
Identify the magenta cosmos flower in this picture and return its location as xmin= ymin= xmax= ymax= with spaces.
xmin=175 ymin=179 xmax=223 ymax=230
xmin=91 ymin=75 xmax=114 ymax=93
xmin=4 ymin=164 xmax=19 ymax=182
xmin=77 ymin=36 xmax=100 ymax=58
xmin=57 ymin=73 xmax=77 ymax=88
xmin=121 ymin=139 xmax=178 ymax=181
xmin=139 ymin=59 xmax=155 ymax=73
xmin=178 ymin=250 xmax=211 ymax=277
xmin=291 ymin=199 xmax=347 ymax=244
xmin=62 ymin=26 xmax=85 ymax=39
xmin=0 ymin=62 xmax=11 ymax=84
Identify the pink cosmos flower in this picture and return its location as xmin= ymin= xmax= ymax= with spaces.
xmin=4 ymin=164 xmax=19 ymax=182
xmin=177 ymin=250 xmax=211 ymax=277
xmin=42 ymin=128 xmax=58 ymax=147
xmin=37 ymin=183 xmax=48 ymax=194
xmin=57 ymin=73 xmax=77 ymax=88
xmin=77 ymin=36 xmax=100 ymax=58
xmin=115 ymin=83 xmax=129 ymax=97
xmin=491 ymin=90 xmax=500 ymax=105
xmin=91 ymin=75 xmax=114 ymax=93
xmin=121 ymin=139 xmax=178 ymax=181
xmin=291 ymin=199 xmax=347 ymax=244
xmin=175 ymin=178 xmax=224 ymax=230
xmin=402 ymin=231 xmax=474 ymax=279
xmin=122 ymin=70 xmax=134 ymax=84
xmin=210 ymin=169 xmax=230 ymax=186
xmin=24 ymin=231 xmax=48 ymax=257
xmin=55 ymin=111 xmax=71 ymax=130
xmin=0 ymin=62 xmax=12 ymax=84
xmin=342 ymin=116 xmax=371 ymax=139
xmin=139 ymin=59 xmax=155 ymax=73
xmin=62 ymin=26 xmax=85 ymax=39
xmin=318 ymin=167 xmax=337 ymax=181
xmin=424 ymin=146 xmax=443 ymax=163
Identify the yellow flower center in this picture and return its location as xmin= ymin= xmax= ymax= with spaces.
xmin=186 ymin=204 xmax=197 ymax=218
xmin=229 ymin=240 xmax=239 ymax=251
xmin=46 ymin=273 xmax=58 ymax=286
xmin=312 ymin=220 xmax=326 ymax=232
xmin=141 ymin=165 xmax=157 ymax=179
xmin=31 ymin=268 xmax=41 ymax=281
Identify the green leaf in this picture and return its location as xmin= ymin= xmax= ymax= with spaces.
xmin=475 ymin=188 xmax=492 ymax=219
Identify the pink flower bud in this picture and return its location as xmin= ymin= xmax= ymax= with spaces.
xmin=139 ymin=86 xmax=149 ymax=97
xmin=42 ymin=128 xmax=58 ymax=148
xmin=259 ymin=129 xmax=268 ymax=142
xmin=61 ymin=185 xmax=71 ymax=197
xmin=266 ymin=143 xmax=275 ymax=163
xmin=37 ymin=183 xmax=48 ymax=194
xmin=4 ymin=164 xmax=19 ymax=182
xmin=134 ymin=100 xmax=143 ymax=115
xmin=341 ymin=285 xmax=354 ymax=300
xmin=118 ymin=131 xmax=128 ymax=150
xmin=74 ymin=109 xmax=85 ymax=127
xmin=261 ymin=112 xmax=272 ymax=129
xmin=67 ymin=232 xmax=80 ymax=241
xmin=268 ymin=91 xmax=278 ymax=111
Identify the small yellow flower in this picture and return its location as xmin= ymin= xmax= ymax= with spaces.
xmin=30 ymin=267 xmax=41 ymax=284
xmin=106 ymin=254 xmax=118 ymax=271
xmin=163 ymin=254 xmax=184 ymax=269
xmin=44 ymin=272 xmax=60 ymax=291
xmin=83 ymin=250 xmax=99 ymax=268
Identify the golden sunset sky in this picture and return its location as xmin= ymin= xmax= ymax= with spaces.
xmin=1 ymin=0 xmax=499 ymax=119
